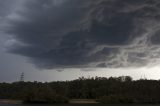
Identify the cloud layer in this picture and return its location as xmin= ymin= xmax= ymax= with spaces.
xmin=3 ymin=0 xmax=160 ymax=69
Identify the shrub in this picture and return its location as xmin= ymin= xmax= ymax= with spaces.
xmin=22 ymin=86 xmax=69 ymax=104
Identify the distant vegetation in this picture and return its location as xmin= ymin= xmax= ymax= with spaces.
xmin=1 ymin=76 xmax=160 ymax=104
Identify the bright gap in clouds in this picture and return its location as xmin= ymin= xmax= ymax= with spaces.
xmin=37 ymin=67 xmax=160 ymax=82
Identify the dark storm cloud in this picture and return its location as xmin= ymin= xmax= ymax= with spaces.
xmin=4 ymin=0 xmax=160 ymax=69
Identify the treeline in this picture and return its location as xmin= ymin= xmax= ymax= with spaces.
xmin=0 ymin=76 xmax=160 ymax=104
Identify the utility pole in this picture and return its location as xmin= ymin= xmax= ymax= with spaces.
xmin=20 ymin=72 xmax=24 ymax=82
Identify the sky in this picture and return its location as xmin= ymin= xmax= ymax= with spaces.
xmin=1 ymin=0 xmax=160 ymax=82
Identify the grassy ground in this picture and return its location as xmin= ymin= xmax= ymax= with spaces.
xmin=69 ymin=99 xmax=99 ymax=104
xmin=0 ymin=99 xmax=22 ymax=104
xmin=0 ymin=99 xmax=99 ymax=104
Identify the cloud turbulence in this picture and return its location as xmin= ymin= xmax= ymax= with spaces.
xmin=3 ymin=0 xmax=160 ymax=69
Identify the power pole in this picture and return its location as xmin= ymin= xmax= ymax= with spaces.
xmin=20 ymin=72 xmax=24 ymax=82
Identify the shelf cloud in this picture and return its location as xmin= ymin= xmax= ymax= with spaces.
xmin=2 ymin=0 xmax=160 ymax=69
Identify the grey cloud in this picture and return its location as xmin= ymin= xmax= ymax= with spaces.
xmin=0 ymin=0 xmax=16 ymax=17
xmin=4 ymin=0 xmax=160 ymax=69
xmin=151 ymin=30 xmax=160 ymax=45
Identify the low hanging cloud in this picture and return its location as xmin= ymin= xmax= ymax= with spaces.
xmin=3 ymin=0 xmax=160 ymax=69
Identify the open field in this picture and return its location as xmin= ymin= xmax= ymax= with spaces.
xmin=0 ymin=99 xmax=22 ymax=104
xmin=69 ymin=99 xmax=98 ymax=104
